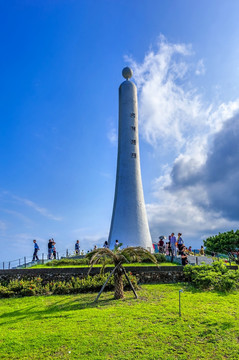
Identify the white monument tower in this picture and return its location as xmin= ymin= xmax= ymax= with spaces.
xmin=108 ymin=67 xmax=153 ymax=251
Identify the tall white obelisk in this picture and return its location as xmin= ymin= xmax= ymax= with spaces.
xmin=108 ymin=67 xmax=152 ymax=251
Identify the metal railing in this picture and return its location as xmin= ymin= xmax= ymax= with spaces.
xmin=0 ymin=248 xmax=87 ymax=270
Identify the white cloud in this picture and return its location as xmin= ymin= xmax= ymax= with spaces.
xmin=1 ymin=209 xmax=32 ymax=224
xmin=107 ymin=127 xmax=117 ymax=145
xmin=126 ymin=36 xmax=210 ymax=151
xmin=2 ymin=191 xmax=62 ymax=221
xmin=14 ymin=195 xmax=62 ymax=221
xmin=147 ymin=194 xmax=238 ymax=243
xmin=195 ymin=59 xmax=205 ymax=75
xmin=207 ymin=99 xmax=239 ymax=133
xmin=125 ymin=36 xmax=239 ymax=245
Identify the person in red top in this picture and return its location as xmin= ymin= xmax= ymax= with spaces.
xmin=158 ymin=238 xmax=164 ymax=247
xmin=158 ymin=237 xmax=165 ymax=253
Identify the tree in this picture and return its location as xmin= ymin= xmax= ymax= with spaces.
xmin=87 ymin=246 xmax=157 ymax=300
xmin=204 ymin=230 xmax=239 ymax=254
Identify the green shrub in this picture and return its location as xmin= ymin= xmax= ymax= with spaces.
xmin=154 ymin=254 xmax=167 ymax=263
xmin=0 ymin=273 xmax=138 ymax=298
xmin=2 ymin=278 xmax=44 ymax=297
xmin=20 ymin=287 xmax=36 ymax=296
xmin=46 ymin=258 xmax=91 ymax=266
xmin=46 ymin=254 xmax=162 ymax=267
xmin=214 ymin=272 xmax=238 ymax=292
xmin=0 ymin=285 xmax=14 ymax=298
xmin=184 ymin=261 xmax=239 ymax=292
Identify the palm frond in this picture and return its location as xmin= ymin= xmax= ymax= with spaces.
xmin=121 ymin=247 xmax=157 ymax=264
xmin=114 ymin=254 xmax=129 ymax=264
xmin=86 ymin=246 xmax=156 ymax=275
xmin=86 ymin=248 xmax=116 ymax=264
xmin=86 ymin=248 xmax=117 ymax=275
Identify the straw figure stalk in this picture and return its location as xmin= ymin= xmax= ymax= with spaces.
xmin=87 ymin=246 xmax=157 ymax=300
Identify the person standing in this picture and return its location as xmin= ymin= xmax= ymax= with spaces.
xmin=75 ymin=240 xmax=80 ymax=254
xmin=170 ymin=233 xmax=177 ymax=256
xmin=32 ymin=240 xmax=39 ymax=261
xmin=115 ymin=240 xmax=121 ymax=250
xmin=177 ymin=233 xmax=184 ymax=253
xmin=103 ymin=241 xmax=109 ymax=248
xmin=48 ymin=239 xmax=53 ymax=259
xmin=52 ymin=241 xmax=56 ymax=259
xmin=167 ymin=235 xmax=172 ymax=256
xmin=166 ymin=240 xmax=172 ymax=256
xmin=158 ymin=237 xmax=165 ymax=253
xmin=199 ymin=245 xmax=204 ymax=256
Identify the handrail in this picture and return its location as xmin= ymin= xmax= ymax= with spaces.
xmin=0 ymin=248 xmax=86 ymax=270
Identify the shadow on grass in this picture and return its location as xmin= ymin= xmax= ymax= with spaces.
xmin=0 ymin=291 xmax=138 ymax=324
xmin=0 ymin=283 xmax=235 ymax=326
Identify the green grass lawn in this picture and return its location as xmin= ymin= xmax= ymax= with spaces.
xmin=0 ymin=284 xmax=238 ymax=360
xmin=29 ymin=262 xmax=177 ymax=269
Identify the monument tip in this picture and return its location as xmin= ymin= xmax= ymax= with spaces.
xmin=122 ymin=67 xmax=133 ymax=80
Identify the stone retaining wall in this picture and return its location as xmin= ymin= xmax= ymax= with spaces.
xmin=0 ymin=266 xmax=186 ymax=284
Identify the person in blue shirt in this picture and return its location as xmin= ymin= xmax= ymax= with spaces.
xmin=177 ymin=233 xmax=184 ymax=253
xmin=32 ymin=239 xmax=39 ymax=261
xmin=170 ymin=233 xmax=177 ymax=256
xmin=48 ymin=239 xmax=53 ymax=259
xmin=52 ymin=241 xmax=56 ymax=259
xmin=75 ymin=240 xmax=80 ymax=254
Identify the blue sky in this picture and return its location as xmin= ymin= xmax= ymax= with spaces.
xmin=1 ymin=0 xmax=239 ymax=263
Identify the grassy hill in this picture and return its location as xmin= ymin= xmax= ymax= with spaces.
xmin=0 ymin=284 xmax=238 ymax=359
